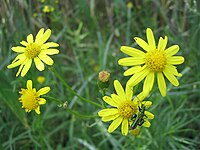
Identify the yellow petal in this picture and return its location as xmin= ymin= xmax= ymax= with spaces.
xmin=11 ymin=46 xmax=25 ymax=53
xmin=163 ymin=68 xmax=179 ymax=86
xmin=146 ymin=28 xmax=156 ymax=50
xmin=40 ymin=49 xmax=59 ymax=55
xmin=142 ymin=120 xmax=151 ymax=127
xmin=34 ymin=57 xmax=45 ymax=71
xmin=165 ymin=65 xmax=182 ymax=77
xmin=134 ymin=37 xmax=149 ymax=51
xmin=103 ymin=96 xmax=119 ymax=107
xmin=11 ymin=53 xmax=26 ymax=63
xmin=125 ymin=84 xmax=133 ymax=101
xmin=35 ymin=28 xmax=45 ymax=43
xmin=142 ymin=101 xmax=152 ymax=108
xmin=27 ymin=34 xmax=33 ymax=43
xmin=7 ymin=55 xmax=26 ymax=68
xmin=167 ymin=56 xmax=184 ymax=65
xmin=120 ymin=46 xmax=145 ymax=57
xmin=134 ymin=92 xmax=148 ymax=101
xmin=124 ymin=66 xmax=142 ymax=76
xmin=121 ymin=118 xmax=129 ymax=136
xmin=108 ymin=117 xmax=123 ymax=133
xmin=165 ymin=45 xmax=179 ymax=57
xmin=39 ymin=98 xmax=46 ymax=105
xmin=20 ymin=41 xmax=28 ymax=46
xmin=144 ymin=111 xmax=154 ymax=119
xmin=41 ymin=42 xmax=59 ymax=49
xmin=38 ymin=54 xmax=54 ymax=65
xmin=21 ymin=59 xmax=32 ymax=77
xmin=118 ymin=57 xmax=145 ymax=66
xmin=37 ymin=29 xmax=51 ymax=45
xmin=27 ymin=80 xmax=32 ymax=90
xmin=16 ymin=64 xmax=24 ymax=77
xmin=98 ymin=108 xmax=118 ymax=117
xmin=127 ymin=66 xmax=149 ymax=87
xmin=37 ymin=87 xmax=50 ymax=96
xmin=102 ymin=114 xmax=119 ymax=122
xmin=157 ymin=72 xmax=166 ymax=96
xmin=143 ymin=72 xmax=154 ymax=95
xmin=114 ymin=80 xmax=126 ymax=100
xmin=35 ymin=106 xmax=41 ymax=114
xmin=111 ymin=94 xmax=123 ymax=104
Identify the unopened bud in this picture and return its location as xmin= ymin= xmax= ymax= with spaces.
xmin=130 ymin=127 xmax=140 ymax=136
xmin=98 ymin=71 xmax=110 ymax=90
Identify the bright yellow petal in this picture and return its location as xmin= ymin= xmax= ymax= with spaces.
xmin=41 ymin=42 xmax=59 ymax=49
xmin=27 ymin=80 xmax=32 ymax=90
xmin=142 ymin=120 xmax=151 ymax=127
xmin=108 ymin=117 xmax=123 ymax=133
xmin=38 ymin=54 xmax=54 ymax=65
xmin=111 ymin=94 xmax=123 ymax=105
xmin=35 ymin=106 xmax=41 ymax=114
xmin=103 ymin=96 xmax=119 ymax=107
xmin=158 ymin=36 xmax=168 ymax=51
xmin=102 ymin=114 xmax=119 ymax=122
xmin=37 ymin=29 xmax=51 ymax=45
xmin=11 ymin=46 xmax=25 ymax=53
xmin=35 ymin=28 xmax=45 ymax=43
xmin=120 ymin=46 xmax=146 ymax=57
xmin=27 ymin=34 xmax=33 ymax=43
xmin=11 ymin=53 xmax=26 ymax=63
xmin=134 ymin=92 xmax=148 ymax=102
xmin=124 ymin=66 xmax=142 ymax=76
xmin=143 ymin=72 xmax=154 ymax=95
xmin=167 ymin=56 xmax=184 ymax=65
xmin=118 ymin=57 xmax=145 ymax=66
xmin=40 ymin=49 xmax=59 ymax=55
xmin=134 ymin=37 xmax=149 ymax=51
xmin=165 ymin=45 xmax=179 ymax=57
xmin=165 ymin=64 xmax=182 ymax=77
xmin=157 ymin=72 xmax=166 ymax=96
xmin=144 ymin=111 xmax=154 ymax=119
xmin=142 ymin=101 xmax=152 ymax=108
xmin=39 ymin=98 xmax=46 ymax=105
xmin=125 ymin=84 xmax=133 ymax=101
xmin=157 ymin=37 xmax=163 ymax=51
xmin=20 ymin=41 xmax=28 ymax=46
xmin=16 ymin=64 xmax=24 ymax=77
xmin=98 ymin=108 xmax=119 ymax=117
xmin=146 ymin=28 xmax=156 ymax=50
xmin=21 ymin=59 xmax=32 ymax=77
xmin=7 ymin=55 xmax=26 ymax=68
xmin=127 ymin=66 xmax=149 ymax=87
xmin=37 ymin=87 xmax=50 ymax=96
xmin=163 ymin=68 xmax=179 ymax=86
xmin=121 ymin=118 xmax=129 ymax=136
xmin=114 ymin=80 xmax=126 ymax=99
xmin=34 ymin=57 xmax=45 ymax=71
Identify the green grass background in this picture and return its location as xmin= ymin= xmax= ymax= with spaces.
xmin=0 ymin=0 xmax=200 ymax=149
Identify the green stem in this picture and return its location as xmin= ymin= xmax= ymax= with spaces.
xmin=45 ymin=95 xmax=99 ymax=118
xmin=49 ymin=67 xmax=104 ymax=108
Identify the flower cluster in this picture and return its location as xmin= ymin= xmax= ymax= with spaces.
xmin=98 ymin=28 xmax=184 ymax=136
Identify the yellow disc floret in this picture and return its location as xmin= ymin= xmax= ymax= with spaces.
xmin=145 ymin=50 xmax=167 ymax=72
xmin=25 ymin=43 xmax=41 ymax=59
xmin=118 ymin=101 xmax=137 ymax=118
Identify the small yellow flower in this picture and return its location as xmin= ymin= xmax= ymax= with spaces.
xmin=43 ymin=6 xmax=54 ymax=13
xmin=98 ymin=80 xmax=154 ymax=136
xmin=19 ymin=80 xmax=50 ymax=114
xmin=7 ymin=28 xmax=59 ymax=77
xmin=37 ymin=76 xmax=46 ymax=84
xmin=118 ymin=28 xmax=184 ymax=96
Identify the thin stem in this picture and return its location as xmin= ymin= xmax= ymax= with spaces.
xmin=49 ymin=67 xmax=104 ymax=108
xmin=66 ymin=109 xmax=98 ymax=118
xmin=44 ymin=95 xmax=63 ymax=104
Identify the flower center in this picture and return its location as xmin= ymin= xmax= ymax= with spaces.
xmin=21 ymin=90 xmax=39 ymax=111
xmin=145 ymin=50 xmax=167 ymax=72
xmin=25 ymin=43 xmax=41 ymax=59
xmin=118 ymin=102 xmax=137 ymax=118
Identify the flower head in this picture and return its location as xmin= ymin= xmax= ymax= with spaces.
xmin=7 ymin=28 xmax=59 ymax=77
xmin=19 ymin=80 xmax=50 ymax=114
xmin=98 ymin=80 xmax=154 ymax=136
xmin=118 ymin=28 xmax=184 ymax=96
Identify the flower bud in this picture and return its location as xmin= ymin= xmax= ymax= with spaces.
xmin=98 ymin=71 xmax=110 ymax=90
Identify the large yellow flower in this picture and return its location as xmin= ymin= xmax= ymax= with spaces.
xmin=118 ymin=28 xmax=184 ymax=96
xmin=98 ymin=80 xmax=154 ymax=136
xmin=19 ymin=80 xmax=50 ymax=114
xmin=7 ymin=28 xmax=59 ymax=77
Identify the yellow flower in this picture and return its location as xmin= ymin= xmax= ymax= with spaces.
xmin=118 ymin=28 xmax=184 ymax=96
xmin=37 ymin=76 xmax=46 ymax=84
xmin=98 ymin=80 xmax=154 ymax=136
xmin=7 ymin=28 xmax=59 ymax=77
xmin=43 ymin=6 xmax=54 ymax=13
xmin=19 ymin=80 xmax=50 ymax=114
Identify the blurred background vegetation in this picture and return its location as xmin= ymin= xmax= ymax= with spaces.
xmin=0 ymin=0 xmax=200 ymax=149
